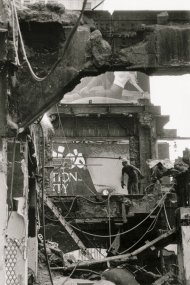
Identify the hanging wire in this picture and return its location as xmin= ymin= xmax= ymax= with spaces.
xmin=12 ymin=0 xmax=87 ymax=82
xmin=80 ymin=236 xmax=107 ymax=259
xmin=44 ymin=193 xmax=107 ymax=257
xmin=11 ymin=1 xmax=20 ymax=66
xmin=49 ymin=182 xmax=77 ymax=221
xmin=47 ymin=156 xmax=107 ymax=257
xmin=119 ymin=203 xmax=164 ymax=254
xmin=55 ymin=204 xmax=107 ymax=258
xmin=45 ymin=194 xmax=110 ymax=227
xmin=144 ymin=183 xmax=155 ymax=194
xmin=92 ymin=0 xmax=105 ymax=10
xmin=45 ymin=214 xmax=59 ymax=222
xmin=163 ymin=201 xmax=172 ymax=230
xmin=46 ymin=195 xmax=78 ymax=220
xmin=118 ymin=187 xmax=175 ymax=254
xmin=66 ymin=193 xmax=169 ymax=238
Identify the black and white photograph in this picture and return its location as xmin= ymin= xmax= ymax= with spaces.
xmin=0 ymin=0 xmax=190 ymax=284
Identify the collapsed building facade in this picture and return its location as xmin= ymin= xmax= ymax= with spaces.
xmin=0 ymin=0 xmax=190 ymax=284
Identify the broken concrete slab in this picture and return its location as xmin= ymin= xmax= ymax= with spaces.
xmin=2 ymin=4 xmax=189 ymax=127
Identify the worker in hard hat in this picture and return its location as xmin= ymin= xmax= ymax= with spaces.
xmin=121 ymin=158 xmax=144 ymax=194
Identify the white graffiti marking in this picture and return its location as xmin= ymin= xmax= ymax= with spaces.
xmin=66 ymin=149 xmax=85 ymax=169
xmin=53 ymin=146 xmax=85 ymax=169
xmin=52 ymin=146 xmax=86 ymax=194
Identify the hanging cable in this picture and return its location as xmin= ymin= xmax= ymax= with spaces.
xmin=92 ymin=0 xmax=105 ymax=10
xmin=62 ymin=196 xmax=78 ymax=218
xmin=11 ymin=1 xmax=20 ymax=66
xmin=48 ymin=164 xmax=107 ymax=257
xmin=67 ymin=193 xmax=169 ymax=238
xmin=40 ymin=123 xmax=54 ymax=285
xmin=163 ymin=202 xmax=172 ymax=230
xmin=119 ymin=203 xmax=164 ymax=254
xmin=144 ymin=183 xmax=155 ymax=194
xmin=44 ymin=193 xmax=107 ymax=258
xmin=48 ymin=177 xmax=78 ymax=222
xmin=59 ymin=194 xmax=110 ymax=219
xmin=12 ymin=0 xmax=87 ymax=82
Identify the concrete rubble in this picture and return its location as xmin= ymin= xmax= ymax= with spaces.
xmin=0 ymin=1 xmax=190 ymax=285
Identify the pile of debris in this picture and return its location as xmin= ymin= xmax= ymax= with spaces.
xmin=34 ymin=237 xmax=181 ymax=285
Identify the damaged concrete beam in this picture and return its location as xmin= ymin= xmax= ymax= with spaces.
xmin=7 ymin=4 xmax=190 ymax=127
xmin=84 ymin=10 xmax=190 ymax=73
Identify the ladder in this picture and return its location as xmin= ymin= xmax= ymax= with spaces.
xmin=43 ymin=193 xmax=94 ymax=260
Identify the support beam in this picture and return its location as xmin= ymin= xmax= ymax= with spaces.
xmin=54 ymin=229 xmax=176 ymax=271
